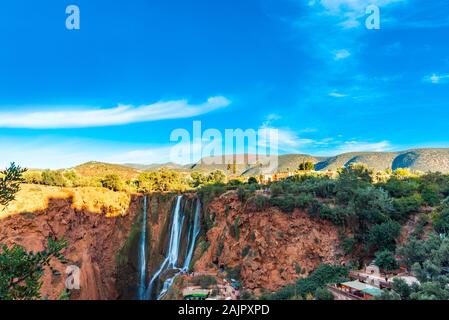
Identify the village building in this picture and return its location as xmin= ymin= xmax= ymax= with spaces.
xmin=334 ymin=280 xmax=383 ymax=300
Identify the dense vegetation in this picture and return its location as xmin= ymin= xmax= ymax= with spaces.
xmin=22 ymin=167 xmax=231 ymax=194
xmin=236 ymin=164 xmax=449 ymax=300
xmin=260 ymin=264 xmax=348 ymax=300
xmin=5 ymin=159 xmax=449 ymax=300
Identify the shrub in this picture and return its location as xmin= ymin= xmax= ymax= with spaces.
xmin=421 ymin=184 xmax=442 ymax=206
xmin=101 ymin=174 xmax=123 ymax=191
xmin=392 ymin=194 xmax=423 ymax=221
xmin=314 ymin=287 xmax=334 ymax=300
xmin=368 ymin=220 xmax=401 ymax=251
xmin=41 ymin=170 xmax=66 ymax=187
xmin=241 ymin=246 xmax=251 ymax=258
xmin=251 ymin=195 xmax=268 ymax=211
xmin=248 ymin=177 xmax=258 ymax=184
xmin=226 ymin=266 xmax=242 ymax=280
xmin=375 ymin=250 xmax=399 ymax=271
xmin=341 ymin=237 xmax=357 ymax=255
xmin=191 ymin=275 xmax=217 ymax=289
xmin=230 ymin=216 xmax=240 ymax=240
xmin=392 ymin=278 xmax=411 ymax=300
xmin=434 ymin=208 xmax=449 ymax=234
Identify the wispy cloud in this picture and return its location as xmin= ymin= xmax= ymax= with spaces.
xmin=334 ymin=140 xmax=391 ymax=153
xmin=329 ymin=91 xmax=348 ymax=98
xmin=334 ymin=49 xmax=351 ymax=60
xmin=423 ymin=73 xmax=449 ymax=84
xmin=0 ymin=96 xmax=231 ymax=129
xmin=308 ymin=0 xmax=406 ymax=29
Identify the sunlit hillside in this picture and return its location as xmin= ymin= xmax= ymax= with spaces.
xmin=73 ymin=161 xmax=141 ymax=180
xmin=0 ymin=184 xmax=131 ymax=219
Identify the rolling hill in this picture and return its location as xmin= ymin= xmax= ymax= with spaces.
xmin=70 ymin=148 xmax=449 ymax=178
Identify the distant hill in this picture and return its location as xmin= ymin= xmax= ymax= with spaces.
xmin=73 ymin=162 xmax=141 ymax=180
xmin=76 ymin=148 xmax=449 ymax=178
xmin=124 ymin=162 xmax=187 ymax=171
xmin=186 ymin=148 xmax=449 ymax=174
xmin=314 ymin=152 xmax=400 ymax=172
xmin=316 ymin=148 xmax=449 ymax=173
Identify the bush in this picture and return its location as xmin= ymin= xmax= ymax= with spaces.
xmin=433 ymin=208 xmax=449 ymax=235
xmin=41 ymin=170 xmax=66 ymax=187
xmin=191 ymin=275 xmax=217 ymax=289
xmin=101 ymin=174 xmax=123 ymax=191
xmin=23 ymin=171 xmax=43 ymax=185
xmin=269 ymin=194 xmax=296 ymax=213
xmin=226 ymin=266 xmax=242 ymax=280
xmin=314 ymin=287 xmax=334 ymax=300
xmin=230 ymin=216 xmax=240 ymax=240
xmin=421 ymin=184 xmax=442 ymax=206
xmin=375 ymin=250 xmax=399 ymax=271
xmin=392 ymin=278 xmax=411 ymax=300
xmin=392 ymin=194 xmax=423 ymax=221
xmin=368 ymin=220 xmax=401 ymax=251
xmin=341 ymin=237 xmax=357 ymax=255
xmin=250 ymin=195 xmax=268 ymax=211
xmin=248 ymin=177 xmax=258 ymax=184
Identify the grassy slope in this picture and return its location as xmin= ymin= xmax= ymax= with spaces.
xmin=0 ymin=184 xmax=131 ymax=219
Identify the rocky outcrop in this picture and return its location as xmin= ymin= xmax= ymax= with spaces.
xmin=194 ymin=191 xmax=346 ymax=294
xmin=0 ymin=195 xmax=140 ymax=300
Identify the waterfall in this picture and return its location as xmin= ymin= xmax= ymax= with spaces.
xmin=183 ymin=200 xmax=201 ymax=271
xmin=145 ymin=196 xmax=202 ymax=300
xmin=137 ymin=195 xmax=148 ymax=300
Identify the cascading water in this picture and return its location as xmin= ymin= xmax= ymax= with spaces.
xmin=137 ymin=195 xmax=148 ymax=300
xmin=183 ymin=200 xmax=201 ymax=271
xmin=144 ymin=195 xmax=202 ymax=300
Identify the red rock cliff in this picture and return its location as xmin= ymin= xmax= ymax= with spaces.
xmin=0 ymin=195 xmax=140 ymax=300
xmin=194 ymin=191 xmax=346 ymax=294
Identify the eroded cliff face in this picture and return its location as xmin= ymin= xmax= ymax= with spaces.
xmin=116 ymin=193 xmax=178 ymax=299
xmin=0 ymin=195 xmax=141 ymax=300
xmin=194 ymin=191 xmax=346 ymax=294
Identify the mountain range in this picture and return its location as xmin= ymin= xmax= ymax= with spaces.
xmin=72 ymin=148 xmax=449 ymax=177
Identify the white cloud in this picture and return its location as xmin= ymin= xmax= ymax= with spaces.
xmin=335 ymin=140 xmax=391 ymax=153
xmin=0 ymin=96 xmax=231 ymax=129
xmin=329 ymin=91 xmax=348 ymax=98
xmin=424 ymin=73 xmax=449 ymax=84
xmin=308 ymin=0 xmax=406 ymax=29
xmin=334 ymin=49 xmax=351 ymax=60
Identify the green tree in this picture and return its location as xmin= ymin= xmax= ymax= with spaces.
xmin=376 ymin=290 xmax=401 ymax=300
xmin=101 ymin=174 xmax=123 ymax=191
xmin=299 ymin=161 xmax=314 ymax=171
xmin=0 ymin=238 xmax=67 ymax=300
xmin=314 ymin=287 xmax=334 ymax=300
xmin=434 ymin=208 xmax=449 ymax=235
xmin=421 ymin=184 xmax=441 ymax=206
xmin=392 ymin=278 xmax=412 ymax=300
xmin=247 ymin=177 xmax=258 ymax=184
xmin=392 ymin=194 xmax=423 ymax=221
xmin=207 ymin=170 xmax=226 ymax=184
xmin=375 ymin=250 xmax=399 ymax=271
xmin=0 ymin=163 xmax=26 ymax=207
xmin=368 ymin=220 xmax=401 ymax=251
xmin=410 ymin=282 xmax=449 ymax=300
xmin=41 ymin=170 xmax=66 ymax=187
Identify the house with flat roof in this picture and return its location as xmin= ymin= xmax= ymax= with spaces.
xmin=337 ymin=280 xmax=382 ymax=300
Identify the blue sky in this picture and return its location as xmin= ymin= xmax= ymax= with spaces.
xmin=0 ymin=0 xmax=448 ymax=168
